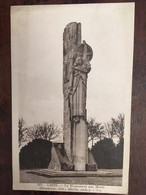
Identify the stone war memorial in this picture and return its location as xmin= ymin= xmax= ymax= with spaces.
xmin=49 ymin=22 xmax=97 ymax=171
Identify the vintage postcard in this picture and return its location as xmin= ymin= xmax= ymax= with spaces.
xmin=11 ymin=3 xmax=135 ymax=194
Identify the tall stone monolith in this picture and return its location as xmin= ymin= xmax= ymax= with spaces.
xmin=63 ymin=22 xmax=93 ymax=171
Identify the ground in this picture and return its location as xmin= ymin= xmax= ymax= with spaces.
xmin=20 ymin=169 xmax=122 ymax=186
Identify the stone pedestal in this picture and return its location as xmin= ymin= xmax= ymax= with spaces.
xmin=72 ymin=118 xmax=88 ymax=170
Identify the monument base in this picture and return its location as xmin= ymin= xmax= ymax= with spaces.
xmin=48 ymin=143 xmax=97 ymax=171
xmin=86 ymin=164 xmax=97 ymax=171
xmin=48 ymin=143 xmax=74 ymax=171
xmin=86 ymin=149 xmax=98 ymax=171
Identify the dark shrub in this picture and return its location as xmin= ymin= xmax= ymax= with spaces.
xmin=19 ymin=139 xmax=52 ymax=169
xmin=91 ymin=138 xmax=116 ymax=169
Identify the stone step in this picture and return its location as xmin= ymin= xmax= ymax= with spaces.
xmin=27 ymin=169 xmax=122 ymax=178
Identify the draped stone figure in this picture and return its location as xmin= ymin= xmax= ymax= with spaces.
xmin=67 ymin=46 xmax=92 ymax=122
xmin=72 ymin=58 xmax=90 ymax=118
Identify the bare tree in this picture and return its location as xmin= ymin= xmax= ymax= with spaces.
xmin=27 ymin=122 xmax=61 ymax=142
xmin=111 ymin=113 xmax=124 ymax=140
xmin=104 ymin=122 xmax=114 ymax=139
xmin=105 ymin=113 xmax=124 ymax=140
xmin=88 ymin=118 xmax=105 ymax=147
xmin=18 ymin=118 xmax=28 ymax=147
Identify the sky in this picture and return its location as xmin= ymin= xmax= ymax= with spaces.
xmin=11 ymin=3 xmax=134 ymax=129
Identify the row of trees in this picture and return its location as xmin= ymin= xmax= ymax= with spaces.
xmin=88 ymin=113 xmax=124 ymax=147
xmin=19 ymin=113 xmax=124 ymax=147
xmin=18 ymin=119 xmax=62 ymax=147
xmin=19 ymin=113 xmax=124 ymax=169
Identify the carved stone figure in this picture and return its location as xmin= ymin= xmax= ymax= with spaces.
xmin=71 ymin=57 xmax=91 ymax=118
xmin=66 ymin=40 xmax=93 ymax=119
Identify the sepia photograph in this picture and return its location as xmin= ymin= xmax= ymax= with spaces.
xmin=11 ymin=3 xmax=135 ymax=194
